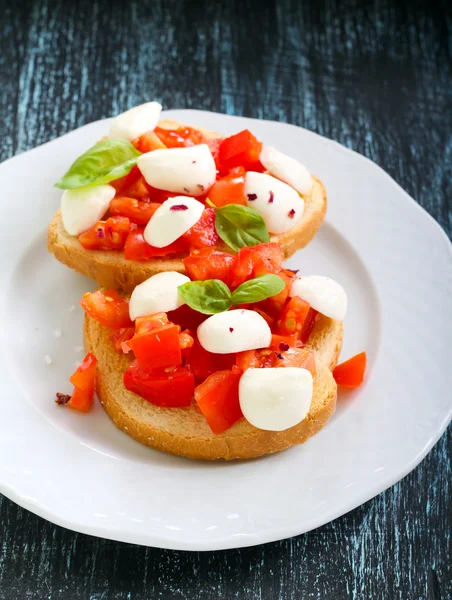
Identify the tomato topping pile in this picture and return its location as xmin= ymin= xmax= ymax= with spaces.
xmin=76 ymin=238 xmax=366 ymax=432
xmin=77 ymin=242 xmax=328 ymax=431
xmin=74 ymin=127 xmax=272 ymax=260
xmin=59 ymin=352 xmax=98 ymax=413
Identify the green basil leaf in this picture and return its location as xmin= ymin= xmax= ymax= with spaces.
xmin=55 ymin=139 xmax=141 ymax=189
xmin=232 ymin=274 xmax=286 ymax=305
xmin=178 ymin=280 xmax=232 ymax=315
xmin=213 ymin=204 xmax=270 ymax=251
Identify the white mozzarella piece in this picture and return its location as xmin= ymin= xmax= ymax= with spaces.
xmin=260 ymin=146 xmax=312 ymax=195
xmin=239 ymin=367 xmax=313 ymax=431
xmin=197 ymin=310 xmax=272 ymax=354
xmin=108 ymin=101 xmax=162 ymax=142
xmin=144 ymin=196 xmax=204 ymax=248
xmin=137 ymin=144 xmax=216 ymax=196
xmin=129 ymin=271 xmax=190 ymax=321
xmin=290 ymin=275 xmax=348 ymax=321
xmin=244 ymin=172 xmax=305 ymax=234
xmin=61 ymin=185 xmax=115 ymax=236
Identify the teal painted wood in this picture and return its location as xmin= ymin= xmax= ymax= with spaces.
xmin=0 ymin=0 xmax=451 ymax=598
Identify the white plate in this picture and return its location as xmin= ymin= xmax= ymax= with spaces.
xmin=0 ymin=110 xmax=451 ymax=551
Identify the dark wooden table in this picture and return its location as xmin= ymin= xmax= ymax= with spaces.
xmin=1 ymin=1 xmax=451 ymax=598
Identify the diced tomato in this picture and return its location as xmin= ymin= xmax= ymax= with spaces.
xmin=67 ymin=387 xmax=95 ymax=413
xmin=229 ymin=243 xmax=283 ymax=288
xmin=300 ymin=308 xmax=318 ymax=344
xmin=208 ymin=167 xmax=246 ymax=207
xmin=135 ymin=313 xmax=169 ymax=334
xmin=333 ymin=352 xmax=367 ymax=388
xmin=194 ymin=366 xmax=243 ymax=433
xmin=183 ymin=208 xmax=219 ymax=249
xmin=179 ymin=330 xmax=194 ymax=350
xmin=67 ymin=352 xmax=98 ymax=413
xmin=274 ymin=347 xmax=316 ymax=377
xmin=111 ymin=166 xmax=151 ymax=201
xmin=69 ymin=352 xmax=98 ymax=390
xmin=124 ymin=361 xmax=194 ymax=407
xmin=183 ymin=248 xmax=234 ymax=284
xmin=167 ymin=305 xmax=208 ymax=332
xmin=129 ymin=324 xmax=182 ymax=374
xmin=110 ymin=165 xmax=141 ymax=195
xmin=185 ymin=340 xmax=236 ymax=382
xmin=253 ymin=308 xmax=275 ymax=327
xmin=236 ymin=349 xmax=276 ymax=371
xmin=206 ymin=138 xmax=222 ymax=171
xmin=270 ymin=334 xmax=298 ymax=350
xmin=261 ymin=270 xmax=294 ymax=317
xmin=154 ymin=126 xmax=204 ymax=148
xmin=80 ymin=290 xmax=133 ymax=329
xmin=109 ymin=197 xmax=160 ymax=225
xmin=218 ymin=130 xmax=264 ymax=172
xmin=133 ymin=131 xmax=166 ymax=152
xmin=78 ymin=216 xmax=132 ymax=250
xmin=124 ymin=226 xmax=188 ymax=260
xmin=110 ymin=327 xmax=135 ymax=353
xmin=276 ymin=296 xmax=311 ymax=338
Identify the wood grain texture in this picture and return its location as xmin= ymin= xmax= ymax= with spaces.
xmin=1 ymin=0 xmax=451 ymax=598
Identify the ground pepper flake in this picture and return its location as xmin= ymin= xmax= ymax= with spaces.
xmin=55 ymin=393 xmax=71 ymax=406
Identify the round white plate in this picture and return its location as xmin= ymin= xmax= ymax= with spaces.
xmin=0 ymin=110 xmax=451 ymax=551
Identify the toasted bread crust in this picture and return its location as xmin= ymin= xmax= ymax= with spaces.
xmin=48 ymin=120 xmax=327 ymax=293
xmin=83 ymin=313 xmax=343 ymax=460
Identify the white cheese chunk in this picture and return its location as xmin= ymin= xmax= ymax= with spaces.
xmin=109 ymin=101 xmax=162 ymax=142
xmin=143 ymin=196 xmax=204 ymax=248
xmin=290 ymin=275 xmax=348 ymax=321
xmin=260 ymin=146 xmax=312 ymax=195
xmin=61 ymin=185 xmax=115 ymax=236
xmin=129 ymin=271 xmax=190 ymax=321
xmin=239 ymin=367 xmax=313 ymax=431
xmin=244 ymin=172 xmax=305 ymax=234
xmin=137 ymin=144 xmax=216 ymax=197
xmin=197 ymin=310 xmax=272 ymax=354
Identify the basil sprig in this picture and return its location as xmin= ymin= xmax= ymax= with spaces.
xmin=206 ymin=200 xmax=270 ymax=251
xmin=178 ymin=274 xmax=285 ymax=315
xmin=178 ymin=280 xmax=232 ymax=315
xmin=55 ymin=139 xmax=142 ymax=189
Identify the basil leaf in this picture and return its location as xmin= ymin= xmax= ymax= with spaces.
xmin=232 ymin=274 xmax=286 ymax=305
xmin=55 ymin=139 xmax=141 ymax=189
xmin=213 ymin=204 xmax=270 ymax=251
xmin=178 ymin=280 xmax=232 ymax=315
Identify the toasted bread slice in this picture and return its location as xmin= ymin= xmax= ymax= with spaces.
xmin=48 ymin=119 xmax=327 ymax=293
xmin=84 ymin=313 xmax=343 ymax=460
